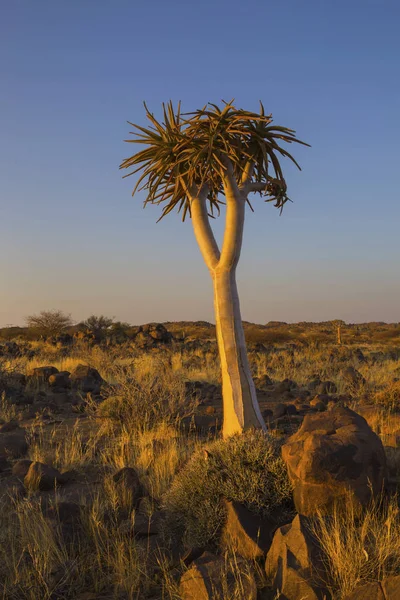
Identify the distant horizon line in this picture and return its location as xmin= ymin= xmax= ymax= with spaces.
xmin=1 ymin=318 xmax=399 ymax=329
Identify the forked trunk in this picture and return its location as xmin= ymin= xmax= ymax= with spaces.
xmin=189 ymin=177 xmax=266 ymax=438
xmin=213 ymin=268 xmax=266 ymax=437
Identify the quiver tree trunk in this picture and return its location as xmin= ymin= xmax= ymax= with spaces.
xmin=213 ymin=269 xmax=266 ymax=437
xmin=188 ymin=170 xmax=267 ymax=438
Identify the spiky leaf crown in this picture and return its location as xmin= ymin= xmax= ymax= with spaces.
xmin=120 ymin=100 xmax=308 ymax=220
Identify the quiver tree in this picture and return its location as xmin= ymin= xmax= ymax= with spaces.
xmin=120 ymin=101 xmax=308 ymax=438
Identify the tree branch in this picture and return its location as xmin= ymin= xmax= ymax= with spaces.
xmin=219 ymin=159 xmax=245 ymax=271
xmin=186 ymin=182 xmax=221 ymax=271
xmin=240 ymin=160 xmax=255 ymax=188
xmin=247 ymin=181 xmax=269 ymax=193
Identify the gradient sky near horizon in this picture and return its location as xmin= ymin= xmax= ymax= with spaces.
xmin=1 ymin=0 xmax=399 ymax=327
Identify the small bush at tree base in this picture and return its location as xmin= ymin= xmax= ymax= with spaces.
xmin=164 ymin=429 xmax=294 ymax=547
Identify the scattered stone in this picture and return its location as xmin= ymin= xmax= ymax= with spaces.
xmin=27 ymin=366 xmax=58 ymax=385
xmin=282 ymin=406 xmax=387 ymax=516
xmin=0 ymin=428 xmax=28 ymax=458
xmin=180 ymin=551 xmax=257 ymax=600
xmin=315 ymin=381 xmax=337 ymax=394
xmin=181 ymin=414 xmax=218 ymax=433
xmin=180 ymin=546 xmax=207 ymax=568
xmin=24 ymin=461 xmax=66 ymax=491
xmin=274 ymin=403 xmax=287 ymax=418
xmin=344 ymin=581 xmax=384 ymax=600
xmin=262 ymin=409 xmax=273 ymax=419
xmin=309 ymin=398 xmax=326 ymax=412
xmin=221 ymin=500 xmax=273 ymax=559
xmin=132 ymin=510 xmax=163 ymax=536
xmin=12 ymin=459 xmax=33 ymax=479
xmin=275 ymin=379 xmax=294 ymax=393
xmin=383 ymin=576 xmax=400 ymax=599
xmin=327 ymin=401 xmax=338 ymax=411
xmin=254 ymin=374 xmax=274 ymax=389
xmin=286 ymin=404 xmax=298 ymax=415
xmin=341 ymin=367 xmax=365 ymax=388
xmin=353 ymin=348 xmax=366 ymax=363
xmin=48 ymin=371 xmax=71 ymax=389
xmin=70 ymin=364 xmax=104 ymax=394
xmin=344 ymin=577 xmax=400 ymax=600
xmin=308 ymin=378 xmax=322 ymax=391
xmin=265 ymin=514 xmax=327 ymax=600
xmin=134 ymin=323 xmax=172 ymax=347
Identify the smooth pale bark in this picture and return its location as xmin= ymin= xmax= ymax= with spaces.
xmin=213 ymin=268 xmax=266 ymax=437
xmin=188 ymin=171 xmax=266 ymax=438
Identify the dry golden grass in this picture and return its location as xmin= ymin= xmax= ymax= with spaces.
xmin=0 ymin=338 xmax=399 ymax=598
xmin=312 ymin=496 xmax=400 ymax=599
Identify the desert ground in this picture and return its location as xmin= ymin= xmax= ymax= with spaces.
xmin=0 ymin=320 xmax=399 ymax=599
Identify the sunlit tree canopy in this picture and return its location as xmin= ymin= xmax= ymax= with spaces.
xmin=120 ymin=100 xmax=309 ymax=221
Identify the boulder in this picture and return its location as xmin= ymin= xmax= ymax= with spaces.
xmin=254 ymin=374 xmax=274 ymax=389
xmin=265 ymin=514 xmax=328 ymax=600
xmin=221 ymin=500 xmax=273 ymax=559
xmin=315 ymin=381 xmax=337 ymax=394
xmin=70 ymin=364 xmax=104 ymax=394
xmin=274 ymin=403 xmax=287 ymax=418
xmin=281 ymin=406 xmax=387 ymax=516
xmin=344 ymin=582 xmax=384 ymax=600
xmin=26 ymin=366 xmax=58 ymax=385
xmin=309 ymin=398 xmax=326 ymax=412
xmin=0 ymin=428 xmax=28 ymax=458
xmin=308 ymin=378 xmax=322 ymax=391
xmin=341 ymin=367 xmax=365 ymax=388
xmin=24 ymin=461 xmax=66 ymax=491
xmin=180 ymin=551 xmax=257 ymax=600
xmin=275 ymin=379 xmax=294 ymax=393
xmin=12 ymin=459 xmax=33 ymax=479
xmin=383 ymin=576 xmax=400 ymax=599
xmin=128 ymin=510 xmax=163 ymax=537
xmin=133 ymin=323 xmax=172 ymax=347
xmin=344 ymin=576 xmax=400 ymax=600
xmin=48 ymin=371 xmax=71 ymax=389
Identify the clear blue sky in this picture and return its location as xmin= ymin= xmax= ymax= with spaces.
xmin=1 ymin=0 xmax=399 ymax=326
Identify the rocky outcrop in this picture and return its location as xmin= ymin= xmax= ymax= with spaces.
xmin=24 ymin=461 xmax=67 ymax=491
xmin=344 ymin=576 xmax=400 ymax=600
xmin=282 ymin=406 xmax=387 ymax=516
xmin=133 ymin=323 xmax=173 ymax=348
xmin=265 ymin=514 xmax=328 ymax=600
xmin=27 ymin=366 xmax=58 ymax=385
xmin=70 ymin=365 xmax=104 ymax=394
xmin=180 ymin=551 xmax=257 ymax=600
xmin=221 ymin=500 xmax=273 ymax=559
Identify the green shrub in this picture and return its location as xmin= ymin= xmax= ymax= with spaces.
xmin=164 ymin=430 xmax=293 ymax=547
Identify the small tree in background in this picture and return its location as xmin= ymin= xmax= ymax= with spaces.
xmin=82 ymin=315 xmax=114 ymax=337
xmin=25 ymin=309 xmax=73 ymax=337
xmin=332 ymin=319 xmax=345 ymax=345
xmin=121 ymin=101 xmax=308 ymax=437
